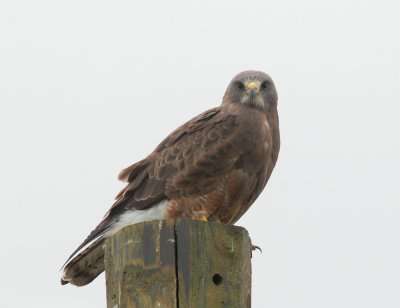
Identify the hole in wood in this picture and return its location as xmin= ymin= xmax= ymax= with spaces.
xmin=212 ymin=273 xmax=223 ymax=286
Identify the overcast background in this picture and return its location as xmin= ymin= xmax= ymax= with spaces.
xmin=1 ymin=0 xmax=399 ymax=307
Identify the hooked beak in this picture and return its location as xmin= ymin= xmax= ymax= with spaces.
xmin=246 ymin=80 xmax=260 ymax=101
xmin=239 ymin=79 xmax=264 ymax=108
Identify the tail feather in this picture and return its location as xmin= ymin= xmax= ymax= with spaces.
xmin=61 ymin=237 xmax=106 ymax=286
xmin=61 ymin=217 xmax=111 ymax=270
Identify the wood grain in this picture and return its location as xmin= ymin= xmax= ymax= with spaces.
xmin=105 ymin=219 xmax=251 ymax=308
xmin=176 ymin=219 xmax=251 ymax=308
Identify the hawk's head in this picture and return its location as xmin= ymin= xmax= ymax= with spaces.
xmin=223 ymin=70 xmax=277 ymax=112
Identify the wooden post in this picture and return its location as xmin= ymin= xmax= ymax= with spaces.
xmin=105 ymin=219 xmax=252 ymax=308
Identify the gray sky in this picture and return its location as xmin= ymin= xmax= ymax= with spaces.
xmin=1 ymin=0 xmax=399 ymax=307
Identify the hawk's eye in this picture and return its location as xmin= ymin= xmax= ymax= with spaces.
xmin=235 ymin=82 xmax=245 ymax=91
xmin=260 ymin=81 xmax=270 ymax=90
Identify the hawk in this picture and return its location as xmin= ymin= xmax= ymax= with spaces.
xmin=61 ymin=70 xmax=280 ymax=286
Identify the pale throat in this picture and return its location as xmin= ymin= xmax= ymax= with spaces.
xmin=240 ymin=94 xmax=265 ymax=108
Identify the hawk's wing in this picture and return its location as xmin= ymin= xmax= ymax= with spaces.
xmin=109 ymin=107 xmax=241 ymax=214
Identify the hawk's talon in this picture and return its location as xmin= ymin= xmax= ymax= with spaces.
xmin=251 ymin=245 xmax=262 ymax=253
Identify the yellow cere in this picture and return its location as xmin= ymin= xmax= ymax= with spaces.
xmin=246 ymin=81 xmax=259 ymax=90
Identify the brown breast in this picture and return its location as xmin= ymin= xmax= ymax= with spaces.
xmin=165 ymin=103 xmax=279 ymax=224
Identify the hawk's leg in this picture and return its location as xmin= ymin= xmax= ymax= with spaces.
xmin=192 ymin=210 xmax=208 ymax=221
xmin=198 ymin=211 xmax=208 ymax=221
xmin=199 ymin=214 xmax=208 ymax=221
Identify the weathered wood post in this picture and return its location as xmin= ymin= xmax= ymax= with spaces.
xmin=105 ymin=219 xmax=252 ymax=308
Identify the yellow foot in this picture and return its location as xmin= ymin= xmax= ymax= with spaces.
xmin=199 ymin=214 xmax=208 ymax=221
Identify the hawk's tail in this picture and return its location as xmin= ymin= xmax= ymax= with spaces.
xmin=61 ymin=237 xmax=106 ymax=286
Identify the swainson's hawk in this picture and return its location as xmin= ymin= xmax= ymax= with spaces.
xmin=61 ymin=70 xmax=280 ymax=286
